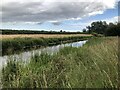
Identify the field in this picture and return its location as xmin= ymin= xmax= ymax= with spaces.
xmin=0 ymin=34 xmax=92 ymax=40
xmin=1 ymin=37 xmax=118 ymax=88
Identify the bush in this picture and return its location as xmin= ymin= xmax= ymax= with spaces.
xmin=105 ymin=23 xmax=120 ymax=36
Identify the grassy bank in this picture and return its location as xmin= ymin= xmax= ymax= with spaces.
xmin=1 ymin=37 xmax=118 ymax=88
xmin=2 ymin=36 xmax=91 ymax=55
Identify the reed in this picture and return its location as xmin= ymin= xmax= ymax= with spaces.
xmin=1 ymin=37 xmax=118 ymax=88
xmin=2 ymin=36 xmax=91 ymax=55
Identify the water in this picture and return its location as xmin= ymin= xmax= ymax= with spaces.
xmin=0 ymin=40 xmax=87 ymax=69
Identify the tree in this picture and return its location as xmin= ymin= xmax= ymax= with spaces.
xmin=86 ymin=21 xmax=108 ymax=34
xmin=86 ymin=26 xmax=92 ymax=34
xmin=60 ymin=30 xmax=62 ymax=32
xmin=82 ymin=29 xmax=87 ymax=33
xmin=84 ymin=21 xmax=120 ymax=36
xmin=105 ymin=23 xmax=120 ymax=36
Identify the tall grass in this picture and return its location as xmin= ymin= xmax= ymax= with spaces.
xmin=1 ymin=37 xmax=118 ymax=88
xmin=2 ymin=36 xmax=91 ymax=55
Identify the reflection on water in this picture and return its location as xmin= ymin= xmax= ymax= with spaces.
xmin=0 ymin=40 xmax=87 ymax=69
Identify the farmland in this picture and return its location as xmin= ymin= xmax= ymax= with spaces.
xmin=1 ymin=34 xmax=92 ymax=40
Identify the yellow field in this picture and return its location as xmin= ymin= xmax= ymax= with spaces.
xmin=1 ymin=34 xmax=92 ymax=39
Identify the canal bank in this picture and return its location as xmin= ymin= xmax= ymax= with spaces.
xmin=2 ymin=36 xmax=91 ymax=55
xmin=1 ymin=37 xmax=118 ymax=88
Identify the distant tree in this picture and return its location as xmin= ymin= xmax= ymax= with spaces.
xmin=60 ymin=30 xmax=62 ymax=32
xmin=82 ymin=29 xmax=87 ymax=33
xmin=105 ymin=23 xmax=120 ymax=36
xmin=91 ymin=21 xmax=108 ymax=34
xmin=86 ymin=26 xmax=92 ymax=34
xmin=86 ymin=21 xmax=108 ymax=34
xmin=83 ymin=21 xmax=120 ymax=36
xmin=63 ymin=31 xmax=66 ymax=33
xmin=108 ymin=22 xmax=115 ymax=27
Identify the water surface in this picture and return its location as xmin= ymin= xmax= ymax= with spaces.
xmin=0 ymin=40 xmax=87 ymax=69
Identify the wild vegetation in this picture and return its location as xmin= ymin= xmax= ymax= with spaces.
xmin=1 ymin=37 xmax=118 ymax=88
xmin=1 ymin=20 xmax=119 ymax=88
xmin=1 ymin=29 xmax=84 ymax=35
xmin=2 ymin=36 xmax=91 ymax=55
xmin=83 ymin=21 xmax=120 ymax=36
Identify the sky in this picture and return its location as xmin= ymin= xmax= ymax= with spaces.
xmin=0 ymin=0 xmax=119 ymax=32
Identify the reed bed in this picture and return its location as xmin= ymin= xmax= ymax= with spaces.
xmin=2 ymin=36 xmax=91 ymax=55
xmin=1 ymin=37 xmax=118 ymax=88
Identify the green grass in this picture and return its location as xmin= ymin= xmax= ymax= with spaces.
xmin=2 ymin=36 xmax=91 ymax=55
xmin=1 ymin=37 xmax=118 ymax=88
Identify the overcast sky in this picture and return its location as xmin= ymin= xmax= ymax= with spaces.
xmin=0 ymin=0 xmax=119 ymax=32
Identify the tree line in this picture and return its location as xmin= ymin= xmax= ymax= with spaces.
xmin=1 ymin=21 xmax=120 ymax=36
xmin=1 ymin=29 xmax=84 ymax=35
xmin=83 ymin=21 xmax=120 ymax=36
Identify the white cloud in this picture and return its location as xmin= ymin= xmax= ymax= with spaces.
xmin=90 ymin=16 xmax=118 ymax=24
xmin=67 ymin=16 xmax=119 ymax=31
xmin=104 ymin=16 xmax=118 ymax=23
xmin=1 ymin=0 xmax=118 ymax=23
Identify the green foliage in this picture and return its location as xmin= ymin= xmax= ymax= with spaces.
xmin=2 ymin=36 xmax=91 ymax=55
xmin=1 ymin=29 xmax=83 ymax=35
xmin=86 ymin=21 xmax=108 ymax=34
xmin=85 ymin=21 xmax=120 ymax=36
xmin=105 ymin=23 xmax=120 ymax=36
xmin=1 ymin=37 xmax=118 ymax=88
xmin=92 ymin=32 xmax=104 ymax=37
xmin=1 ymin=60 xmax=21 ymax=87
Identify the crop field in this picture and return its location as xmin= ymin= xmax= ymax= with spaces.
xmin=0 ymin=34 xmax=92 ymax=40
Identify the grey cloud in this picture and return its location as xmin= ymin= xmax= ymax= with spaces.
xmin=2 ymin=1 xmax=115 ymax=23
xmin=52 ymin=21 xmax=62 ymax=25
xmin=37 ymin=22 xmax=43 ymax=25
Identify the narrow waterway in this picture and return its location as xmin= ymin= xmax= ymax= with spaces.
xmin=0 ymin=40 xmax=87 ymax=69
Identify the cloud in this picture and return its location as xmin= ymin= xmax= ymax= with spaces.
xmin=37 ymin=22 xmax=44 ymax=25
xmin=89 ymin=16 xmax=118 ymax=24
xmin=51 ymin=21 xmax=62 ymax=25
xmin=1 ymin=0 xmax=117 ymax=23
xmin=66 ymin=16 xmax=119 ymax=31
xmin=103 ymin=16 xmax=120 ymax=23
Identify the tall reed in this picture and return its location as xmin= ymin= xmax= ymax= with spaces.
xmin=1 ymin=37 xmax=118 ymax=88
xmin=2 ymin=36 xmax=91 ymax=55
